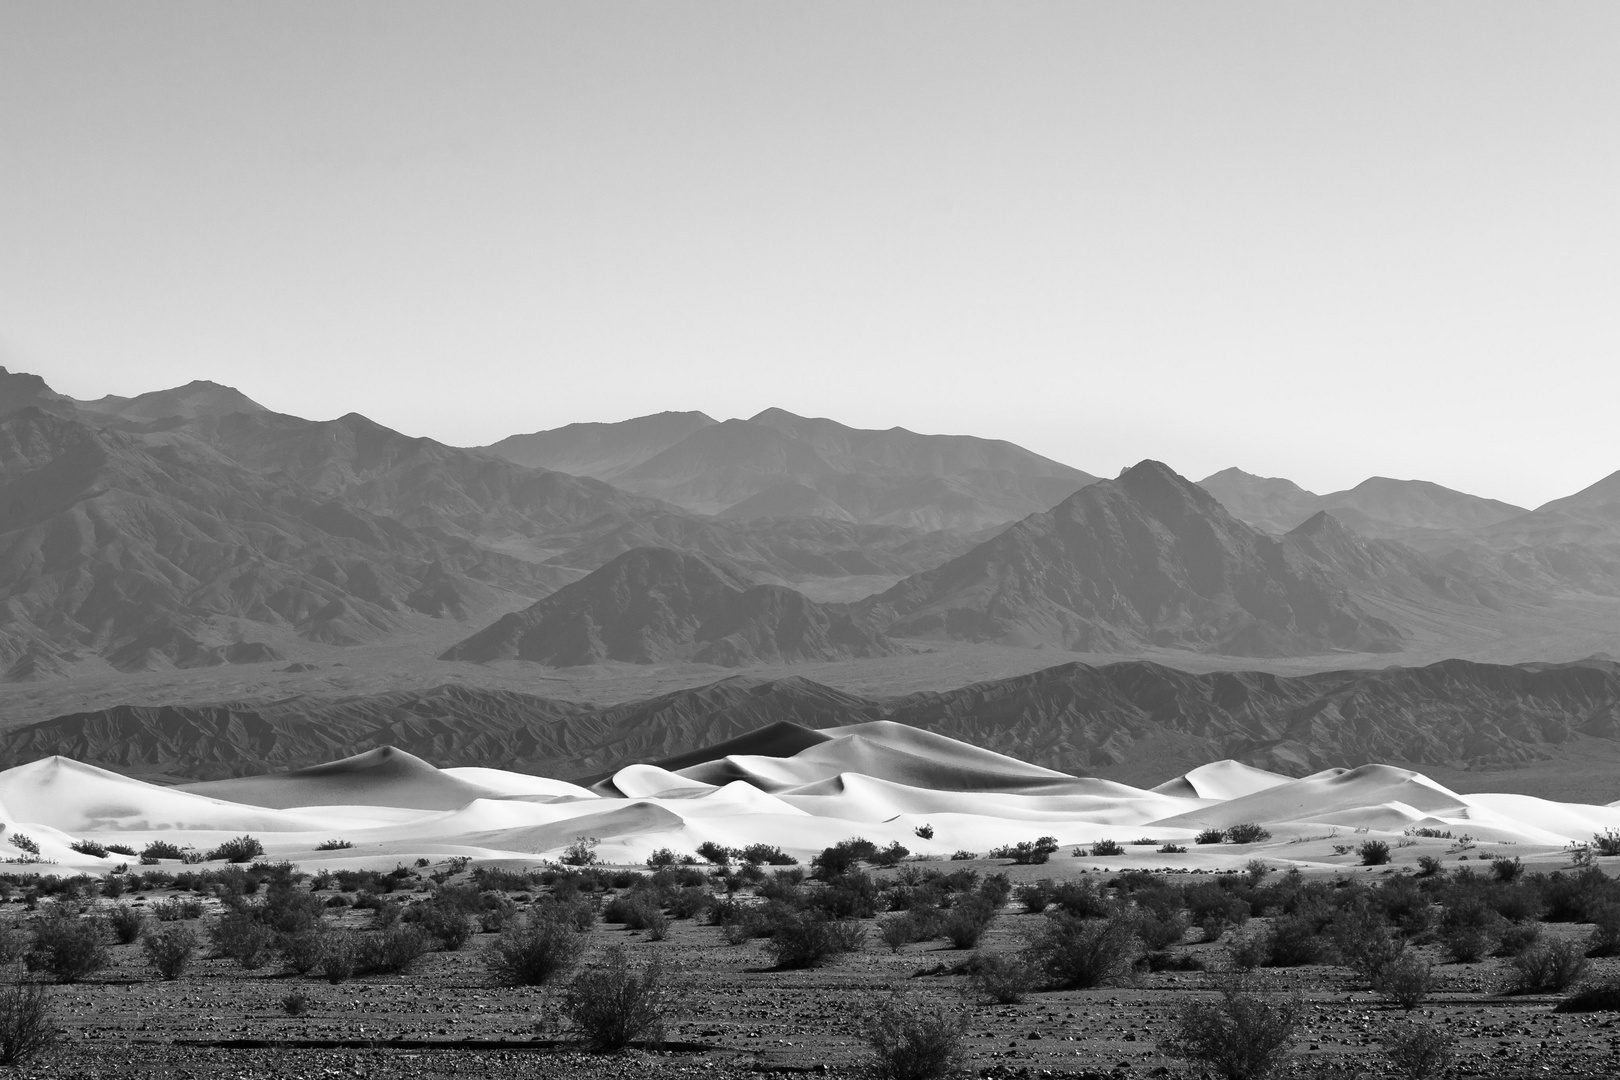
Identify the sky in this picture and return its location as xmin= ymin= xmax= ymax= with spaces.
xmin=2 ymin=2 xmax=1617 ymax=509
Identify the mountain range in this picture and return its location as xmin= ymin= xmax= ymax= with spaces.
xmin=7 ymin=658 xmax=1617 ymax=792
xmin=2 ymin=364 xmax=1618 ymax=686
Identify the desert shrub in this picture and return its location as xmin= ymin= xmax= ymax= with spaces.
xmin=1443 ymin=924 xmax=1496 ymax=963
xmin=811 ymin=870 xmax=881 ymax=920
xmin=1225 ymin=824 xmax=1272 ymax=845
xmin=205 ymin=835 xmax=263 ymax=863
xmin=69 ymin=839 xmax=108 ymax=859
xmin=1506 ymin=938 xmax=1588 ymax=994
xmin=869 ymin=842 xmax=910 ymax=868
xmin=107 ymin=903 xmax=146 ymax=944
xmin=561 ymin=837 xmax=599 ymax=867
xmin=565 ymin=945 xmax=668 ymax=1050
xmin=26 ymin=914 xmax=109 ymax=983
xmin=0 ymin=981 xmax=55 ymax=1066
xmin=140 ymin=841 xmax=186 ymax=862
xmin=1358 ymin=840 xmax=1391 ymax=866
xmin=940 ymin=895 xmax=998 ymax=949
xmin=7 ymin=835 xmax=38 ymax=856
xmin=1330 ymin=904 xmax=1403 ymax=982
xmin=695 ymin=841 xmax=731 ymax=866
xmin=1491 ymin=921 xmax=1540 ymax=958
xmin=1593 ymin=830 xmax=1620 ymax=857
xmin=208 ymin=906 xmax=275 ymax=969
xmin=763 ymin=912 xmax=865 ymax=969
xmin=408 ymin=903 xmax=477 ymax=951
xmin=1195 ymin=828 xmax=1225 ymax=845
xmin=1225 ymin=930 xmax=1270 ymax=971
xmin=1015 ymin=879 xmax=1055 ymax=914
xmin=354 ymin=926 xmax=429 ymax=975
xmin=1030 ymin=912 xmax=1140 ymax=989
xmin=1439 ymin=895 xmax=1504 ymax=962
xmin=1090 ymin=839 xmax=1124 ymax=857
xmin=276 ymin=989 xmax=309 ymax=1016
xmin=738 ymin=843 xmax=797 ymax=866
xmin=604 ymin=893 xmax=664 ymax=931
xmin=1133 ymin=908 xmax=1191 ymax=951
xmin=1185 ymin=884 xmax=1251 ymax=943
xmin=314 ymin=839 xmax=353 ymax=851
xmin=878 ymin=914 xmax=917 ymax=953
xmin=967 ymin=951 xmax=1038 ymax=1004
xmin=1382 ymin=1020 xmax=1457 ymax=1080
xmin=987 ymin=837 xmax=1059 ymax=865
xmin=1491 ymin=856 xmax=1523 ymax=883
xmin=1415 ymin=855 xmax=1443 ymax=877
xmin=1166 ymin=973 xmax=1302 ymax=1080
xmin=1159 ymin=843 xmax=1187 ymax=854
xmin=863 ymin=995 xmax=968 ymax=1080
xmin=1265 ymin=913 xmax=1328 ymax=968
xmin=485 ymin=914 xmax=588 ymax=986
xmin=319 ymin=932 xmax=357 ymax=984
xmin=141 ymin=926 xmax=196 ymax=980
xmin=1372 ymin=953 xmax=1436 ymax=1010
xmin=1050 ymin=878 xmax=1112 ymax=919
xmin=949 ymin=851 xmax=977 ymax=861
xmin=152 ymin=896 xmax=204 ymax=922
xmin=913 ymin=825 xmax=934 ymax=840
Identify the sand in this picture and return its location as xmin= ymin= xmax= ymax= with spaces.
xmin=5 ymin=723 xmax=1618 ymax=874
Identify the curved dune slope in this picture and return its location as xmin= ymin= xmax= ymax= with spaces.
xmin=180 ymin=747 xmax=507 ymax=811
xmin=6 ymin=720 xmax=1620 ymax=872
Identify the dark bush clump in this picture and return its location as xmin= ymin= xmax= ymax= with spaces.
xmin=987 ymin=837 xmax=1060 ymax=865
xmin=1382 ymin=1020 xmax=1457 ymax=1080
xmin=484 ymin=914 xmax=588 ymax=986
xmin=940 ymin=894 xmax=998 ymax=949
xmin=1195 ymin=828 xmax=1226 ymax=845
xmin=763 ymin=912 xmax=865 ymax=969
xmin=1029 ymin=912 xmax=1140 ymax=989
xmin=0 ymin=981 xmax=55 ymax=1065
xmin=26 ymin=913 xmax=109 ymax=983
xmin=1505 ymin=938 xmax=1588 ymax=994
xmin=107 ymin=904 xmax=147 ymax=944
xmin=565 ymin=945 xmax=669 ymax=1050
xmin=966 ymin=952 xmax=1038 ymax=1005
xmin=863 ymin=995 xmax=968 ymax=1080
xmin=1166 ymin=973 xmax=1302 ymax=1080
xmin=205 ymin=835 xmax=264 ymax=863
xmin=1225 ymin=824 xmax=1272 ymax=845
xmin=1358 ymin=840 xmax=1391 ymax=866
xmin=1090 ymin=839 xmax=1124 ymax=857
xmin=69 ymin=839 xmax=108 ymax=859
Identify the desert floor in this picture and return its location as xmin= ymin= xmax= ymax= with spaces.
xmin=9 ymin=867 xmax=1620 ymax=1080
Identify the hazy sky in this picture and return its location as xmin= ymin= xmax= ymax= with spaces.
xmin=2 ymin=2 xmax=1616 ymax=508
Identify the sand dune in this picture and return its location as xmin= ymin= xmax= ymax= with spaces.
xmin=2 ymin=723 xmax=1616 ymax=872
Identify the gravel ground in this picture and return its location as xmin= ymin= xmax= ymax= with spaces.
xmin=8 ymin=889 xmax=1620 ymax=1079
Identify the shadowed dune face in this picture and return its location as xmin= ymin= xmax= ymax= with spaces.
xmin=7 ymin=719 xmax=1620 ymax=875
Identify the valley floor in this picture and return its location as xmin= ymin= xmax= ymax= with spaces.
xmin=11 ymin=871 xmax=1620 ymax=1080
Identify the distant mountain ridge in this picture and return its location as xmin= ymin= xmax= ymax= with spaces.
xmin=7 ymin=658 xmax=1618 ymax=786
xmin=483 ymin=407 xmax=1098 ymax=531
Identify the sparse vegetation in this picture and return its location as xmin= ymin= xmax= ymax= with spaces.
xmin=987 ymin=836 xmax=1059 ymax=865
xmin=1382 ymin=1020 xmax=1458 ymax=1080
xmin=484 ymin=913 xmax=588 ymax=986
xmin=1167 ymin=973 xmax=1302 ymax=1080
xmin=0 ymin=981 xmax=55 ymax=1066
xmin=205 ymin=835 xmax=264 ymax=863
xmin=26 ymin=912 xmax=109 ymax=983
xmin=564 ymin=945 xmax=668 ymax=1050
xmin=1224 ymin=823 xmax=1272 ymax=845
xmin=314 ymin=839 xmax=353 ymax=851
xmin=863 ymin=995 xmax=968 ymax=1080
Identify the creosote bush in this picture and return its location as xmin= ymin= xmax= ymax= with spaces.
xmin=0 ymin=981 xmax=55 ymax=1066
xmin=864 ymin=995 xmax=968 ymax=1080
xmin=26 ymin=913 xmax=109 ymax=983
xmin=141 ymin=926 xmax=197 ymax=980
xmin=484 ymin=913 xmax=588 ymax=986
xmin=763 ymin=912 xmax=865 ymax=969
xmin=1029 ymin=912 xmax=1140 ymax=989
xmin=1224 ymin=823 xmax=1273 ymax=845
xmin=966 ymin=952 xmax=1038 ymax=1005
xmin=1358 ymin=840 xmax=1391 ymax=866
xmin=1506 ymin=938 xmax=1588 ymax=994
xmin=1372 ymin=953 xmax=1436 ymax=1010
xmin=1166 ymin=973 xmax=1303 ymax=1080
xmin=1382 ymin=1020 xmax=1457 ymax=1080
xmin=205 ymin=835 xmax=263 ymax=863
xmin=565 ymin=945 xmax=669 ymax=1050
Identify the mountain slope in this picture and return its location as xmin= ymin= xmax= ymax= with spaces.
xmin=78 ymin=380 xmax=266 ymax=422
xmin=872 ymin=460 xmax=1403 ymax=656
xmin=4 ymin=658 xmax=1618 ymax=785
xmin=442 ymin=547 xmax=894 ymax=666
xmin=482 ymin=411 xmax=717 ymax=478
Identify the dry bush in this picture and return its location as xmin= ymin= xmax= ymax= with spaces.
xmin=1165 ymin=973 xmax=1303 ymax=1080
xmin=1029 ymin=912 xmax=1140 ymax=990
xmin=484 ymin=914 xmax=588 ymax=986
xmin=564 ymin=945 xmax=669 ymax=1050
xmin=107 ymin=904 xmax=146 ymax=945
xmin=1382 ymin=1019 xmax=1457 ymax=1079
xmin=0 ymin=981 xmax=55 ymax=1065
xmin=863 ymin=995 xmax=968 ymax=1080
xmin=1506 ymin=938 xmax=1588 ymax=994
xmin=1372 ymin=953 xmax=1436 ymax=1010
xmin=940 ymin=895 xmax=998 ymax=949
xmin=966 ymin=952 xmax=1039 ymax=1004
xmin=763 ymin=912 xmax=865 ymax=969
xmin=140 ymin=926 xmax=197 ymax=980
xmin=355 ymin=926 xmax=429 ymax=975
xmin=26 ymin=914 xmax=109 ymax=983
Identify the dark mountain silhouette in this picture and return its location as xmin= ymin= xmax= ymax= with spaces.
xmin=0 ymin=367 xmax=74 ymax=418
xmin=6 ymin=659 xmax=1618 ymax=786
xmin=442 ymin=547 xmax=893 ymax=666
xmin=871 ymin=460 xmax=1403 ymax=656
xmin=0 ymin=405 xmax=574 ymax=671
xmin=484 ymin=407 xmax=1097 ymax=531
